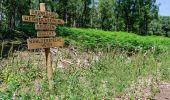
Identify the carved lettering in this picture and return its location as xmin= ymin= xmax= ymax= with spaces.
xmin=22 ymin=15 xmax=64 ymax=25
xmin=37 ymin=31 xmax=56 ymax=37
xmin=27 ymin=38 xmax=64 ymax=49
xmin=35 ymin=24 xmax=56 ymax=30
xmin=30 ymin=9 xmax=58 ymax=18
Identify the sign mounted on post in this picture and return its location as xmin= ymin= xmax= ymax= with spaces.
xmin=27 ymin=38 xmax=64 ymax=49
xmin=22 ymin=3 xmax=65 ymax=91
xmin=22 ymin=5 xmax=64 ymax=49
xmin=22 ymin=15 xmax=64 ymax=25
xmin=30 ymin=9 xmax=58 ymax=18
xmin=37 ymin=31 xmax=56 ymax=37
xmin=35 ymin=24 xmax=56 ymax=30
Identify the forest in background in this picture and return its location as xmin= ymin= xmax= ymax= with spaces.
xmin=0 ymin=0 xmax=170 ymax=40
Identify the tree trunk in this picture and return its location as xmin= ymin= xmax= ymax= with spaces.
xmin=82 ymin=1 xmax=88 ymax=27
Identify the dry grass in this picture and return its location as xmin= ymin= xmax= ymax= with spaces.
xmin=0 ymin=47 xmax=170 ymax=99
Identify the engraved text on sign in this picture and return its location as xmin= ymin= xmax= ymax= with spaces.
xmin=27 ymin=38 xmax=64 ymax=49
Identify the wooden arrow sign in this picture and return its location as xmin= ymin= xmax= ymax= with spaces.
xmin=30 ymin=9 xmax=58 ymax=18
xmin=35 ymin=24 xmax=56 ymax=30
xmin=27 ymin=38 xmax=64 ymax=49
xmin=37 ymin=31 xmax=56 ymax=37
xmin=22 ymin=15 xmax=64 ymax=25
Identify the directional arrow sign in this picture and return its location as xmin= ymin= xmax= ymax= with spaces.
xmin=35 ymin=24 xmax=56 ymax=30
xmin=37 ymin=31 xmax=56 ymax=37
xmin=22 ymin=15 xmax=64 ymax=25
xmin=27 ymin=38 xmax=64 ymax=49
xmin=30 ymin=9 xmax=58 ymax=18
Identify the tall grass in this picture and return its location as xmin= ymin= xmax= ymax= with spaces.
xmin=53 ymin=50 xmax=165 ymax=99
xmin=0 ymin=49 xmax=169 ymax=99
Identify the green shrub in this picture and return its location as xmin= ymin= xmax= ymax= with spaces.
xmin=57 ymin=26 xmax=170 ymax=53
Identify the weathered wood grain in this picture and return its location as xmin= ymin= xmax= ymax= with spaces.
xmin=27 ymin=38 xmax=64 ymax=49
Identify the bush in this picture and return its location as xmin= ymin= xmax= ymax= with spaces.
xmin=57 ymin=26 xmax=170 ymax=53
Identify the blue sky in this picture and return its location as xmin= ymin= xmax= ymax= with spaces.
xmin=157 ymin=0 xmax=170 ymax=16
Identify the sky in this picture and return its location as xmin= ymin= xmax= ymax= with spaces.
xmin=157 ymin=0 xmax=170 ymax=16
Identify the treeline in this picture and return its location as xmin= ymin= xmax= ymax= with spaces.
xmin=0 ymin=0 xmax=170 ymax=37
xmin=150 ymin=16 xmax=170 ymax=36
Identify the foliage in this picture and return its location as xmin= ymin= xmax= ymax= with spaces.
xmin=0 ymin=50 xmax=169 ymax=99
xmin=149 ymin=19 xmax=163 ymax=36
xmin=98 ymin=0 xmax=115 ymax=30
xmin=53 ymin=51 xmax=162 ymax=99
xmin=0 ymin=53 xmax=49 ymax=99
xmin=99 ymin=0 xmax=159 ymax=35
xmin=0 ymin=0 xmax=160 ymax=36
xmin=159 ymin=53 xmax=170 ymax=81
xmin=57 ymin=26 xmax=170 ymax=53
xmin=160 ymin=16 xmax=170 ymax=37
xmin=0 ymin=28 xmax=26 ymax=41
xmin=149 ymin=16 xmax=170 ymax=37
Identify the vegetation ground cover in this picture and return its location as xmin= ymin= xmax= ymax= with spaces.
xmin=0 ymin=48 xmax=170 ymax=99
xmin=57 ymin=27 xmax=170 ymax=53
xmin=1 ymin=26 xmax=170 ymax=58
xmin=0 ymin=27 xmax=170 ymax=99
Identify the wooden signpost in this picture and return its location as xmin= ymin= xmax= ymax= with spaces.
xmin=22 ymin=3 xmax=64 ymax=91
xmin=37 ymin=31 xmax=56 ymax=37
xmin=30 ymin=9 xmax=58 ymax=18
xmin=27 ymin=38 xmax=64 ymax=49
xmin=22 ymin=15 xmax=64 ymax=24
xmin=35 ymin=24 xmax=56 ymax=30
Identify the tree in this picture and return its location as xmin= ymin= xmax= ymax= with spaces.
xmin=0 ymin=0 xmax=161 ymax=36
xmin=160 ymin=16 xmax=170 ymax=37
xmin=149 ymin=19 xmax=163 ymax=35
xmin=1 ymin=0 xmax=31 ymax=30
xmin=98 ymin=0 xmax=115 ymax=30
xmin=114 ymin=0 xmax=124 ymax=31
xmin=81 ymin=0 xmax=91 ymax=27
xmin=67 ymin=0 xmax=83 ymax=27
xmin=137 ymin=0 xmax=159 ymax=35
xmin=113 ymin=0 xmax=158 ymax=34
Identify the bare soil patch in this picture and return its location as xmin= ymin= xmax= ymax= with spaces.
xmin=154 ymin=82 xmax=170 ymax=100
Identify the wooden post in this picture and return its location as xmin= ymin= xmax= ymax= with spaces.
xmin=40 ymin=3 xmax=53 ymax=91
xmin=22 ymin=3 xmax=64 ymax=92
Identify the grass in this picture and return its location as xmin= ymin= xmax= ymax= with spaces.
xmin=0 ymin=27 xmax=170 ymax=99
xmin=0 ymin=48 xmax=169 ymax=99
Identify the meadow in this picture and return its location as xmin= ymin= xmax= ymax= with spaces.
xmin=0 ymin=27 xmax=170 ymax=99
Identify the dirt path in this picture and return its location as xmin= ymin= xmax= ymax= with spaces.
xmin=154 ymin=82 xmax=170 ymax=100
